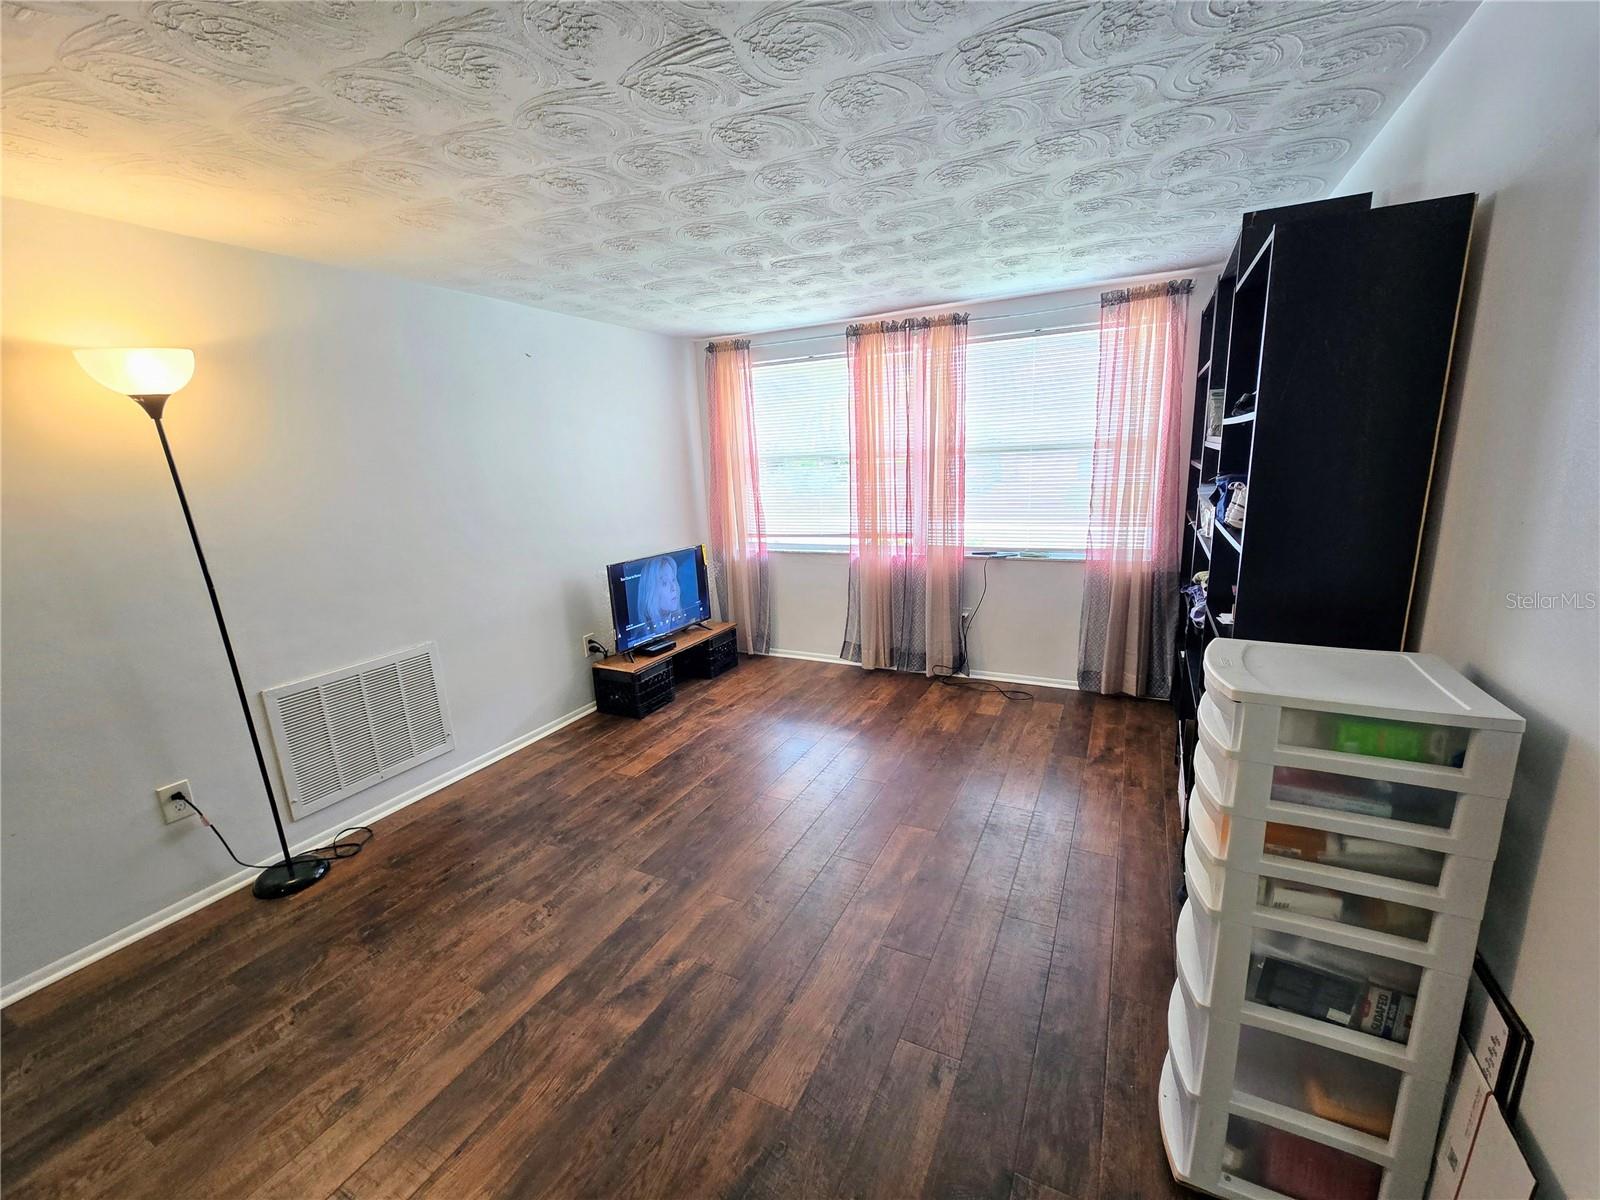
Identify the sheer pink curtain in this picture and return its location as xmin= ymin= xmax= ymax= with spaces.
xmin=842 ymin=314 xmax=967 ymax=675
xmin=705 ymin=339 xmax=771 ymax=654
xmin=1078 ymin=280 xmax=1192 ymax=697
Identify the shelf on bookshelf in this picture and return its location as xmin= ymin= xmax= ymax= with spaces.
xmin=1223 ymin=411 xmax=1256 ymax=426
xmin=1203 ymin=436 xmax=1222 ymax=450
xmin=1237 ymin=229 xmax=1275 ymax=290
xmin=1216 ymin=523 xmax=1244 ymax=554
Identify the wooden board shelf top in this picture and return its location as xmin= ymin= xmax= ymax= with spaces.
xmin=593 ymin=620 xmax=737 ymax=675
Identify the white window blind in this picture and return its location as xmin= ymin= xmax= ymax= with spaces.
xmin=748 ymin=324 xmax=1103 ymax=554
xmin=965 ymin=326 xmax=1100 ymax=552
xmin=750 ymin=355 xmax=851 ymax=549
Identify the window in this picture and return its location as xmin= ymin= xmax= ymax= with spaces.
xmin=965 ymin=326 xmax=1099 ymax=552
xmin=748 ymin=324 xmax=1101 ymax=554
xmin=750 ymin=355 xmax=850 ymax=550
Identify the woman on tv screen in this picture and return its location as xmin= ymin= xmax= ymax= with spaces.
xmin=638 ymin=554 xmax=686 ymax=630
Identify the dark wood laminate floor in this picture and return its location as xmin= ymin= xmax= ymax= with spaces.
xmin=1 ymin=656 xmax=1191 ymax=1200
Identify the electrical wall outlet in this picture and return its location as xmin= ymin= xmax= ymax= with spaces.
xmin=157 ymin=780 xmax=196 ymax=825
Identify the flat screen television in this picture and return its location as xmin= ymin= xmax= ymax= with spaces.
xmin=606 ymin=545 xmax=711 ymax=654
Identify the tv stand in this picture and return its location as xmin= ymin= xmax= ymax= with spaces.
xmin=592 ymin=621 xmax=738 ymax=718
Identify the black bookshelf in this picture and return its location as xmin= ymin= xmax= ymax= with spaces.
xmin=1172 ymin=192 xmax=1477 ymax=827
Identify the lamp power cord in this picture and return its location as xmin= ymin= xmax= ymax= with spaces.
xmin=174 ymin=791 xmax=372 ymax=872
xmin=933 ymin=553 xmax=1034 ymax=701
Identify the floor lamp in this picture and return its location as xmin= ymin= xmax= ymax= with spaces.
xmin=74 ymin=348 xmax=327 ymax=899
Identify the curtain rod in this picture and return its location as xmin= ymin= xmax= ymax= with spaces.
xmin=750 ymin=298 xmax=1102 ymax=350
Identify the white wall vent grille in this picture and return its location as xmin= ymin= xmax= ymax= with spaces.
xmin=262 ymin=642 xmax=454 ymax=820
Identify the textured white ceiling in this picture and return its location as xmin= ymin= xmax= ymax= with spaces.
xmin=1 ymin=1 xmax=1472 ymax=335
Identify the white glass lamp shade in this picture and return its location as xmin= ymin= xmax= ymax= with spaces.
xmin=74 ymin=348 xmax=195 ymax=398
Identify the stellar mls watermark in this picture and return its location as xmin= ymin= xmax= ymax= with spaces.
xmin=1504 ymin=590 xmax=1598 ymax=610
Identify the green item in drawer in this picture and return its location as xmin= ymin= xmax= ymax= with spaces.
xmin=1333 ymin=717 xmax=1434 ymax=763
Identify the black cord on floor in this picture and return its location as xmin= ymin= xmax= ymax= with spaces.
xmin=932 ymin=554 xmax=1035 ymax=701
xmin=178 ymin=793 xmax=372 ymax=872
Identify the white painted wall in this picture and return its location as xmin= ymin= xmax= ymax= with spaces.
xmin=702 ymin=278 xmax=1212 ymax=688
xmin=1334 ymin=4 xmax=1600 ymax=1195
xmin=1 ymin=200 xmax=704 ymax=992
xmin=766 ymin=550 xmax=1086 ymax=686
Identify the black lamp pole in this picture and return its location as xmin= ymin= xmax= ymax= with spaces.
xmin=134 ymin=393 xmax=327 ymax=899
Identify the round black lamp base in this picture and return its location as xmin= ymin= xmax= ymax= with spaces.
xmin=253 ymin=857 xmax=329 ymax=900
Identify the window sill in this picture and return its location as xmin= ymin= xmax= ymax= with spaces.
xmin=766 ymin=544 xmax=1085 ymax=562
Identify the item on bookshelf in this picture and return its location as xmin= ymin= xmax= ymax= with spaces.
xmin=1254 ymin=1124 xmax=1384 ymax=1200
xmin=1275 ymin=774 xmax=1395 ymax=819
xmin=1258 ymin=877 xmax=1344 ymax=920
xmin=1304 ymin=1075 xmax=1393 ymax=1138
xmin=1228 ymin=390 xmax=1258 ymax=417
xmin=1280 ymin=710 xmax=1469 ymax=766
xmin=1263 ymin=824 xmax=1444 ymax=884
xmin=1209 ymin=474 xmax=1246 ymax=531
xmin=1324 ymin=835 xmax=1442 ymax=884
xmin=1205 ymin=386 xmax=1226 ymax=439
xmin=1263 ymin=822 xmax=1329 ymax=860
xmin=1257 ymin=879 xmax=1433 ymax=941
xmin=1247 ymin=953 xmax=1416 ymax=1044
xmin=1224 ymin=481 xmax=1248 ymax=529
xmin=1182 ymin=581 xmax=1208 ymax=627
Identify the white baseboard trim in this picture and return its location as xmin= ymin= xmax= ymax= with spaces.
xmin=765 ymin=647 xmax=1077 ymax=692
xmin=766 ymin=647 xmax=852 ymax=666
xmin=0 ymin=701 xmax=598 ymax=1009
xmin=967 ymin=668 xmax=1080 ymax=692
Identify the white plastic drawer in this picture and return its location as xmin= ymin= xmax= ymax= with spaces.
xmin=1159 ymin=1053 xmax=1199 ymax=1184
xmin=1251 ymin=822 xmax=1494 ymax=918
xmin=1186 ymin=831 xmax=1242 ymax=916
xmin=1257 ymin=876 xmax=1432 ymax=944
xmin=1205 ymin=812 xmax=1494 ymax=919
xmin=1198 ymin=720 xmax=1507 ymax=860
xmin=1187 ymin=835 xmax=1479 ymax=971
xmin=1261 ymin=824 xmax=1445 ymax=886
xmin=1199 ymin=690 xmax=1521 ymax=801
xmin=1190 ymin=772 xmax=1232 ymax=859
xmin=1193 ymin=741 xmax=1231 ymax=810
xmin=1231 ymin=1025 xmax=1451 ymax=1200
xmin=1234 ymin=1023 xmax=1402 ymax=1142
xmin=1198 ymin=693 xmax=1243 ymax=756
xmin=1222 ymin=1113 xmax=1384 ymax=1200
xmin=1168 ymin=980 xmax=1211 ymax=1096
xmin=1238 ymin=926 xmax=1464 ymax=1079
xmin=1278 ymin=707 xmax=1467 ymax=768
xmin=1195 ymin=743 xmax=1488 ymax=915
xmin=1200 ymin=641 xmax=1523 ymax=796
xmin=1177 ymin=898 xmax=1221 ymax=1007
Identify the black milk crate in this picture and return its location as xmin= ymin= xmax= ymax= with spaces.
xmin=593 ymin=658 xmax=675 ymax=719
xmin=679 ymin=628 xmax=739 ymax=679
